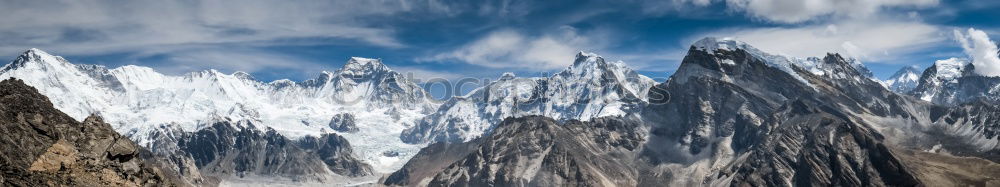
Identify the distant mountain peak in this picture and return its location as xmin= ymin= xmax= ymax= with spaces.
xmin=401 ymin=51 xmax=655 ymax=144
xmin=691 ymin=37 xmax=752 ymax=53
xmin=232 ymin=71 xmax=255 ymax=81
xmin=883 ymin=65 xmax=923 ymax=93
xmin=933 ymin=57 xmax=968 ymax=81
xmin=563 ymin=51 xmax=636 ymax=79
xmin=21 ymin=48 xmax=51 ymax=58
xmin=499 ymin=72 xmax=516 ymax=80
xmin=575 ymin=51 xmax=600 ymax=58
xmin=889 ymin=65 xmax=921 ymax=79
xmin=2 ymin=48 xmax=72 ymax=73
xmin=570 ymin=51 xmax=602 ymax=66
xmin=342 ymin=57 xmax=389 ymax=73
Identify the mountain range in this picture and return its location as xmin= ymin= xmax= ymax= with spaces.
xmin=0 ymin=37 xmax=998 ymax=186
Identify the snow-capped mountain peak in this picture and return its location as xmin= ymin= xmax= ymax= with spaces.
xmin=562 ymin=51 xmax=608 ymax=76
xmin=341 ymin=57 xmax=390 ymax=76
xmin=882 ymin=65 xmax=922 ymax=93
xmin=574 ymin=51 xmax=600 ymax=62
xmin=692 ymin=37 xmax=748 ymax=53
xmin=499 ymin=72 xmax=516 ymax=80
xmin=933 ymin=57 xmax=968 ymax=81
xmin=2 ymin=48 xmax=73 ymax=73
xmin=686 ymin=37 xmax=874 ymax=88
xmin=232 ymin=71 xmax=255 ymax=81
xmin=911 ymin=57 xmax=970 ymax=103
xmin=401 ymin=51 xmax=656 ymax=144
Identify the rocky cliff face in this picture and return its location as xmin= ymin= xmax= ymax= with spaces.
xmin=925 ymin=101 xmax=1000 ymax=161
xmin=297 ymin=133 xmax=374 ymax=177
xmin=328 ymin=113 xmax=359 ymax=133
xmin=386 ymin=116 xmax=646 ymax=186
xmin=146 ymin=119 xmax=375 ymax=182
xmin=718 ymin=99 xmax=921 ymax=186
xmin=910 ymin=58 xmax=1000 ymax=106
xmin=0 ymin=78 xmax=179 ymax=186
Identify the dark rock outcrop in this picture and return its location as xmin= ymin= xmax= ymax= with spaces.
xmin=170 ymin=121 xmax=374 ymax=181
xmin=328 ymin=113 xmax=359 ymax=133
xmin=719 ymin=99 xmax=921 ymax=186
xmin=297 ymin=133 xmax=373 ymax=177
xmin=382 ymin=140 xmax=482 ymax=186
xmin=386 ymin=116 xmax=645 ymax=186
xmin=0 ymin=78 xmax=178 ymax=186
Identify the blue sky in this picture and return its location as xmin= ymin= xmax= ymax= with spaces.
xmin=0 ymin=0 xmax=998 ymax=97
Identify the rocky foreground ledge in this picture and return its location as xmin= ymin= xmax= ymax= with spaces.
xmin=0 ymin=78 xmax=182 ymax=186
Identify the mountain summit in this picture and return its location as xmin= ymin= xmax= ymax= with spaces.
xmin=883 ymin=65 xmax=922 ymax=93
xmin=400 ymin=51 xmax=655 ymax=143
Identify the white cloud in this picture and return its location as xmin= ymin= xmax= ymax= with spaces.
xmin=953 ymin=28 xmax=1000 ymax=77
xmin=0 ymin=0 xmax=481 ymax=56
xmin=392 ymin=66 xmax=465 ymax=83
xmin=694 ymin=20 xmax=944 ymax=63
xmin=421 ymin=27 xmax=598 ymax=70
xmin=636 ymin=0 xmax=939 ymax=23
xmin=724 ymin=0 xmax=939 ymax=23
xmin=151 ymin=48 xmax=333 ymax=77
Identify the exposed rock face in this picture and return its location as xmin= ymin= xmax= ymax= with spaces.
xmin=925 ymin=101 xmax=1000 ymax=161
xmin=328 ymin=113 xmax=359 ymax=133
xmin=382 ymin=141 xmax=482 ymax=186
xmin=644 ymin=43 xmax=812 ymax=158
xmin=910 ymin=58 xmax=1000 ymax=106
xmin=136 ymin=115 xmax=374 ymax=183
xmin=0 ymin=78 xmax=178 ymax=186
xmin=386 ymin=116 xmax=646 ymax=186
xmin=642 ymin=38 xmax=966 ymax=186
xmin=297 ymin=134 xmax=373 ymax=177
xmin=719 ymin=100 xmax=921 ymax=186
xmin=168 ymin=120 xmax=374 ymax=181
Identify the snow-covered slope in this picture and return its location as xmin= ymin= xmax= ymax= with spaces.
xmin=689 ymin=37 xmax=874 ymax=87
xmin=0 ymin=48 xmax=434 ymax=172
xmin=910 ymin=57 xmax=1000 ymax=106
xmin=400 ymin=52 xmax=656 ymax=143
xmin=882 ymin=65 xmax=922 ymax=93
xmin=910 ymin=58 xmax=970 ymax=104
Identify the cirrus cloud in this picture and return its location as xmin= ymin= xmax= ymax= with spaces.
xmin=693 ymin=20 xmax=945 ymax=63
xmin=420 ymin=27 xmax=602 ymax=70
xmin=723 ymin=0 xmax=939 ymax=23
